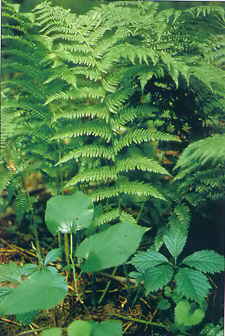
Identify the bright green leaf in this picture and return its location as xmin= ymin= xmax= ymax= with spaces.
xmin=175 ymin=300 xmax=205 ymax=326
xmin=0 ymin=269 xmax=67 ymax=315
xmin=144 ymin=264 xmax=174 ymax=295
xmin=182 ymin=250 xmax=225 ymax=274
xmin=163 ymin=226 xmax=187 ymax=259
xmin=40 ymin=328 xmax=62 ymax=336
xmin=44 ymin=248 xmax=63 ymax=265
xmin=93 ymin=320 xmax=122 ymax=336
xmin=45 ymin=192 xmax=94 ymax=235
xmin=175 ymin=268 xmax=211 ymax=303
xmin=76 ymin=222 xmax=147 ymax=272
xmin=130 ymin=250 xmax=169 ymax=272
xmin=68 ymin=320 xmax=92 ymax=336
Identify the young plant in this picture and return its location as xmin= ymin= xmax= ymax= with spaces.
xmin=129 ymin=225 xmax=224 ymax=331
xmin=0 ymin=250 xmax=67 ymax=317
xmin=45 ymin=191 xmax=147 ymax=274
xmin=40 ymin=319 xmax=122 ymax=336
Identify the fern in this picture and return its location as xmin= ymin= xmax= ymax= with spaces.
xmin=3 ymin=0 xmax=225 ymax=226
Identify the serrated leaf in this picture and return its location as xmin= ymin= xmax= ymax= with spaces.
xmin=76 ymin=222 xmax=147 ymax=272
xmin=175 ymin=268 xmax=211 ymax=303
xmin=163 ymin=226 xmax=187 ymax=259
xmin=0 ymin=269 xmax=67 ymax=315
xmin=44 ymin=248 xmax=63 ymax=265
xmin=130 ymin=250 xmax=169 ymax=272
xmin=182 ymin=250 xmax=225 ymax=274
xmin=68 ymin=320 xmax=92 ymax=336
xmin=93 ymin=320 xmax=122 ymax=336
xmin=45 ymin=192 xmax=94 ymax=235
xmin=144 ymin=264 xmax=174 ymax=295
xmin=175 ymin=300 xmax=205 ymax=326
xmin=40 ymin=328 xmax=62 ymax=336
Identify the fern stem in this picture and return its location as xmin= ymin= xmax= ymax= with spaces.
xmin=110 ymin=313 xmax=169 ymax=330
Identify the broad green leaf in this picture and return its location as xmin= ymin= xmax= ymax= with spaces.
xmin=130 ymin=250 xmax=169 ymax=272
xmin=45 ymin=192 xmax=94 ymax=235
xmin=144 ymin=264 xmax=174 ymax=295
xmin=44 ymin=248 xmax=63 ymax=265
xmin=175 ymin=268 xmax=211 ymax=303
xmin=93 ymin=320 xmax=122 ymax=336
xmin=16 ymin=311 xmax=39 ymax=325
xmin=182 ymin=250 xmax=225 ymax=274
xmin=163 ymin=226 xmax=187 ymax=259
xmin=68 ymin=320 xmax=92 ymax=336
xmin=76 ymin=222 xmax=147 ymax=272
xmin=40 ymin=328 xmax=62 ymax=336
xmin=0 ymin=269 xmax=67 ymax=315
xmin=175 ymin=300 xmax=205 ymax=326
xmin=0 ymin=263 xmax=25 ymax=283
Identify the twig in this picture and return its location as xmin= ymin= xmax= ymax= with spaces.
xmin=0 ymin=317 xmax=21 ymax=327
xmin=100 ymin=272 xmax=137 ymax=285
xmin=110 ymin=313 xmax=169 ymax=330
xmin=98 ymin=267 xmax=117 ymax=304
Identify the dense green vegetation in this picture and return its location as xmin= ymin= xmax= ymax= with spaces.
xmin=1 ymin=1 xmax=224 ymax=335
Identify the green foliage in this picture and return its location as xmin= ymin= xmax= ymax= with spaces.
xmin=41 ymin=328 xmax=62 ymax=336
xmin=44 ymin=248 xmax=63 ymax=265
xmin=130 ymin=232 xmax=224 ymax=304
xmin=16 ymin=311 xmax=39 ymax=325
xmin=41 ymin=319 xmax=122 ymax=336
xmin=1 ymin=0 xmax=225 ymax=333
xmin=130 ymin=251 xmax=169 ymax=272
xmin=67 ymin=320 xmax=92 ymax=336
xmin=175 ymin=300 xmax=205 ymax=327
xmin=175 ymin=268 xmax=211 ymax=303
xmin=163 ymin=225 xmax=187 ymax=259
xmin=144 ymin=264 xmax=174 ymax=295
xmin=45 ymin=192 xmax=94 ymax=235
xmin=200 ymin=320 xmax=224 ymax=336
xmin=0 ymin=266 xmax=67 ymax=315
xmin=183 ymin=250 xmax=225 ymax=274
xmin=76 ymin=222 xmax=147 ymax=272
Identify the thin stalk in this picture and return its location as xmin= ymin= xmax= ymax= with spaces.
xmin=64 ymin=233 xmax=70 ymax=268
xmin=136 ymin=201 xmax=145 ymax=223
xmin=69 ymin=233 xmax=79 ymax=298
xmin=98 ymin=267 xmax=117 ymax=305
xmin=110 ymin=313 xmax=168 ymax=330
xmin=57 ymin=232 xmax=62 ymax=248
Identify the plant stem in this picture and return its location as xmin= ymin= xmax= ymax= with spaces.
xmin=69 ymin=233 xmax=80 ymax=298
xmin=110 ymin=313 xmax=168 ymax=330
xmin=64 ymin=233 xmax=70 ymax=268
xmin=98 ymin=267 xmax=117 ymax=305
xmin=136 ymin=201 xmax=145 ymax=223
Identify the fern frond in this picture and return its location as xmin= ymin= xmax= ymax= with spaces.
xmin=56 ymin=145 xmax=115 ymax=165
xmin=94 ymin=208 xmax=120 ymax=226
xmin=91 ymin=181 xmax=165 ymax=202
xmin=52 ymin=121 xmax=113 ymax=142
xmin=115 ymin=129 xmax=179 ymax=153
xmin=175 ymin=134 xmax=225 ymax=172
xmin=53 ymin=104 xmax=110 ymax=123
xmin=45 ymin=86 xmax=106 ymax=105
xmin=116 ymin=156 xmax=170 ymax=175
xmin=105 ymin=88 xmax=134 ymax=113
xmin=66 ymin=167 xmax=117 ymax=186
